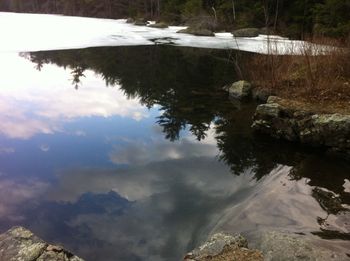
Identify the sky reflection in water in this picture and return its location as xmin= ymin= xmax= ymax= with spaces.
xmin=0 ymin=47 xmax=349 ymax=260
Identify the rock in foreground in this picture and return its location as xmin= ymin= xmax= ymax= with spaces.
xmin=252 ymin=96 xmax=350 ymax=157
xmin=184 ymin=233 xmax=263 ymax=261
xmin=259 ymin=231 xmax=349 ymax=261
xmin=0 ymin=226 xmax=84 ymax=261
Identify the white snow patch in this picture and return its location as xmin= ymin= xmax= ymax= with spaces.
xmin=0 ymin=12 xmax=327 ymax=54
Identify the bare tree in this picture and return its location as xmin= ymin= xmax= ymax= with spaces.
xmin=212 ymin=6 xmax=217 ymax=22
xmin=157 ymin=0 xmax=160 ymax=18
xmin=263 ymin=0 xmax=270 ymax=26
xmin=232 ymin=0 xmax=236 ymax=21
xmin=274 ymin=0 xmax=280 ymax=30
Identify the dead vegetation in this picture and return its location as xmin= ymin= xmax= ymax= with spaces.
xmin=244 ymin=37 xmax=350 ymax=114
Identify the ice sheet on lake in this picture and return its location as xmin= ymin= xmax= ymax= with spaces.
xmin=0 ymin=12 xmax=316 ymax=54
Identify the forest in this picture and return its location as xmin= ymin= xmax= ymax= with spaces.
xmin=1 ymin=0 xmax=349 ymax=38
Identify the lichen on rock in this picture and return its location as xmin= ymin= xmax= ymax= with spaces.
xmin=0 ymin=227 xmax=84 ymax=261
xmin=223 ymin=80 xmax=252 ymax=100
xmin=259 ymin=231 xmax=349 ymax=261
xmin=184 ymin=233 xmax=263 ymax=261
xmin=252 ymin=96 xmax=350 ymax=157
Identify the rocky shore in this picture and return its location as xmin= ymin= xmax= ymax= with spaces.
xmin=252 ymin=96 xmax=350 ymax=158
xmin=224 ymin=81 xmax=350 ymax=159
xmin=0 ymin=227 xmax=84 ymax=261
xmin=184 ymin=231 xmax=348 ymax=260
xmin=184 ymin=233 xmax=263 ymax=261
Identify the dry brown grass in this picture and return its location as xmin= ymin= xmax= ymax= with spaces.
xmin=245 ymin=37 xmax=350 ymax=114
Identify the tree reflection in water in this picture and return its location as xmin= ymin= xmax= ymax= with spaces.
xmin=25 ymin=46 xmax=350 ymax=245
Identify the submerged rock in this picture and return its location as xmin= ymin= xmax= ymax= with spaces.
xmin=0 ymin=227 xmax=84 ymax=261
xmin=184 ymin=233 xmax=263 ymax=261
xmin=224 ymin=80 xmax=252 ymax=100
xmin=312 ymin=187 xmax=346 ymax=214
xmin=252 ymin=96 xmax=350 ymax=157
xmin=232 ymin=28 xmax=260 ymax=37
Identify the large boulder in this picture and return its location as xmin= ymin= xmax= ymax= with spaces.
xmin=184 ymin=233 xmax=263 ymax=261
xmin=232 ymin=28 xmax=260 ymax=37
xmin=185 ymin=231 xmax=349 ymax=261
xmin=0 ymin=227 xmax=84 ymax=261
xmin=177 ymin=19 xmax=216 ymax=36
xmin=259 ymin=231 xmax=349 ymax=261
xmin=252 ymin=96 xmax=350 ymax=157
xmin=177 ymin=27 xmax=214 ymax=36
xmin=225 ymin=80 xmax=252 ymax=100
xmin=134 ymin=18 xmax=148 ymax=26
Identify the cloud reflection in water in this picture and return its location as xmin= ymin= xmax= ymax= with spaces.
xmin=0 ymin=53 xmax=149 ymax=139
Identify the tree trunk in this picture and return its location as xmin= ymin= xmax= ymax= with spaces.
xmin=157 ymin=0 xmax=160 ymax=18
xmin=274 ymin=0 xmax=279 ymax=30
xmin=263 ymin=0 xmax=270 ymax=26
xmin=212 ymin=6 xmax=217 ymax=22
xmin=232 ymin=0 xmax=236 ymax=21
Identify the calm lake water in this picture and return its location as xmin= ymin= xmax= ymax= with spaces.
xmin=0 ymin=46 xmax=349 ymax=260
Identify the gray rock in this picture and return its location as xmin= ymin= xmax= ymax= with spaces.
xmin=177 ymin=19 xmax=217 ymax=37
xmin=0 ymin=227 xmax=84 ymax=261
xmin=148 ymin=22 xmax=169 ymax=29
xmin=259 ymin=231 xmax=348 ymax=261
xmin=226 ymin=80 xmax=252 ymax=99
xmin=232 ymin=28 xmax=260 ymax=37
xmin=126 ymin=17 xmax=135 ymax=24
xmin=252 ymin=88 xmax=272 ymax=102
xmin=252 ymin=96 xmax=350 ymax=156
xmin=184 ymin=233 xmax=263 ymax=261
xmin=177 ymin=27 xmax=214 ymax=36
xmin=255 ymin=103 xmax=281 ymax=118
xmin=134 ymin=18 xmax=148 ymax=26
xmin=186 ymin=18 xmax=218 ymax=31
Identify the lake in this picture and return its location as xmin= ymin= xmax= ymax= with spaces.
xmin=0 ymin=13 xmax=349 ymax=261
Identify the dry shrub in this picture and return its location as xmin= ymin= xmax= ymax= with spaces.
xmin=245 ymin=37 xmax=350 ymax=113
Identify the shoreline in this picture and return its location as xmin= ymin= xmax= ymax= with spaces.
xmin=225 ymin=79 xmax=350 ymax=159
xmin=184 ymin=231 xmax=349 ymax=260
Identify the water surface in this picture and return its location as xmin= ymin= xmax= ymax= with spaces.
xmin=0 ymin=46 xmax=349 ymax=260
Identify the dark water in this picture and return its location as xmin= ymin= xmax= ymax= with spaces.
xmin=0 ymin=46 xmax=349 ymax=260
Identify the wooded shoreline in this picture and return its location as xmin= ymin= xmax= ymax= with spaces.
xmin=1 ymin=0 xmax=349 ymax=39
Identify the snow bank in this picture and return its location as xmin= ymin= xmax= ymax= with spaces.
xmin=0 ymin=12 xmax=320 ymax=54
